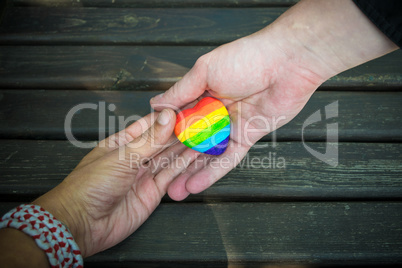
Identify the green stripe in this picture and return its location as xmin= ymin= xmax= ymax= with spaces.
xmin=183 ymin=115 xmax=230 ymax=147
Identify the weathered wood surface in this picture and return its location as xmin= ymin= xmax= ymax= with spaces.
xmin=0 ymin=46 xmax=203 ymax=91
xmin=0 ymin=1 xmax=401 ymax=266
xmin=0 ymin=46 xmax=401 ymax=91
xmin=1 ymin=140 xmax=401 ymax=201
xmin=0 ymin=7 xmax=285 ymax=45
xmin=0 ymin=90 xmax=401 ymax=141
xmin=0 ymin=1 xmax=9 ymax=22
xmin=1 ymin=201 xmax=401 ymax=266
xmin=12 ymin=0 xmax=299 ymax=8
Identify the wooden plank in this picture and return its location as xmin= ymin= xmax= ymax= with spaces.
xmin=326 ymin=50 xmax=402 ymax=90
xmin=0 ymin=46 xmax=208 ymax=91
xmin=0 ymin=46 xmax=401 ymax=91
xmin=0 ymin=140 xmax=89 ymax=200
xmin=1 ymin=140 xmax=401 ymax=201
xmin=0 ymin=90 xmax=159 ymax=140
xmin=0 ymin=0 xmax=11 ymax=25
xmin=12 ymin=0 xmax=299 ymax=8
xmin=1 ymin=202 xmax=402 ymax=266
xmin=0 ymin=90 xmax=401 ymax=141
xmin=0 ymin=7 xmax=285 ymax=45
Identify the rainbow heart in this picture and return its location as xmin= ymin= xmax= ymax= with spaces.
xmin=174 ymin=97 xmax=230 ymax=155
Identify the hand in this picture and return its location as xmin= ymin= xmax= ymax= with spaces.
xmin=33 ymin=109 xmax=179 ymax=257
xmin=150 ymin=34 xmax=323 ymax=201
xmin=150 ymin=0 xmax=398 ymax=201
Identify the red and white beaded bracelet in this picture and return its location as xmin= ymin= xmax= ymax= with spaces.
xmin=0 ymin=204 xmax=83 ymax=268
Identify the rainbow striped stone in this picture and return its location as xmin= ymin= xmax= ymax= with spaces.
xmin=174 ymin=97 xmax=230 ymax=155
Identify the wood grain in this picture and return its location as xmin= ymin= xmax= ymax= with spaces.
xmin=0 ymin=0 xmax=10 ymax=24
xmin=1 ymin=140 xmax=401 ymax=201
xmin=0 ymin=46 xmax=401 ymax=91
xmin=1 ymin=201 xmax=401 ymax=266
xmin=0 ymin=7 xmax=285 ymax=45
xmin=0 ymin=1 xmax=400 ymax=266
xmin=0 ymin=46 xmax=207 ymax=91
xmin=0 ymin=90 xmax=401 ymax=141
xmin=12 ymin=0 xmax=299 ymax=8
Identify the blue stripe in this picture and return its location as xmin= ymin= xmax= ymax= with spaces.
xmin=204 ymin=136 xmax=229 ymax=155
xmin=192 ymin=124 xmax=230 ymax=153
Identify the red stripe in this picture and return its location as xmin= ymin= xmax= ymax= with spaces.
xmin=175 ymin=97 xmax=217 ymax=126
xmin=174 ymin=101 xmax=224 ymax=137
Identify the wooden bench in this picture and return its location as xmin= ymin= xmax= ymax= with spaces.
xmin=1 ymin=0 xmax=402 ymax=266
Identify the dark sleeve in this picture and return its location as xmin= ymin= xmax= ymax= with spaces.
xmin=353 ymin=0 xmax=402 ymax=48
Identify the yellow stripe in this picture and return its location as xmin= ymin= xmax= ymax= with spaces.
xmin=177 ymin=106 xmax=229 ymax=142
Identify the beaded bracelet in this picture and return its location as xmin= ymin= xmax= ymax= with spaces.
xmin=0 ymin=204 xmax=84 ymax=268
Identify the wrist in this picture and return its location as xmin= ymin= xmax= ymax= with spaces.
xmin=0 ymin=204 xmax=85 ymax=267
xmin=0 ymin=228 xmax=50 ymax=268
xmin=259 ymin=0 xmax=398 ymax=82
xmin=33 ymin=183 xmax=90 ymax=258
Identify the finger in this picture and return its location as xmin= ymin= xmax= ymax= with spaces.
xmin=100 ymin=112 xmax=156 ymax=151
xmin=167 ymin=153 xmax=212 ymax=201
xmin=121 ymin=109 xmax=176 ymax=166
xmin=167 ymin=173 xmax=191 ymax=201
xmin=154 ymin=147 xmax=201 ymax=195
xmin=135 ymin=137 xmax=183 ymax=177
xmin=146 ymin=139 xmax=185 ymax=175
xmin=185 ymin=140 xmax=250 ymax=194
xmin=76 ymin=112 xmax=156 ymax=169
xmin=137 ymin=99 xmax=202 ymax=174
xmin=150 ymin=56 xmax=209 ymax=111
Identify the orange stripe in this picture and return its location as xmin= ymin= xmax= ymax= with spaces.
xmin=175 ymin=101 xmax=224 ymax=136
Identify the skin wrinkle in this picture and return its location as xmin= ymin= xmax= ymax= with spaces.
xmin=273 ymin=23 xmax=336 ymax=83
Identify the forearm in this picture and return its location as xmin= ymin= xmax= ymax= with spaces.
xmin=261 ymin=0 xmax=398 ymax=82
xmin=0 ymin=228 xmax=49 ymax=268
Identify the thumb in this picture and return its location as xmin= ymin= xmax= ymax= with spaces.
xmin=122 ymin=109 xmax=176 ymax=165
xmin=150 ymin=56 xmax=209 ymax=111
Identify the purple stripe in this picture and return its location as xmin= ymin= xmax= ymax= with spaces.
xmin=203 ymin=136 xmax=229 ymax=155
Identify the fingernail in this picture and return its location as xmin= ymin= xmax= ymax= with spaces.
xmin=157 ymin=109 xmax=170 ymax=125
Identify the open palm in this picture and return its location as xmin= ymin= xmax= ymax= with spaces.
xmin=151 ymin=32 xmax=326 ymax=201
